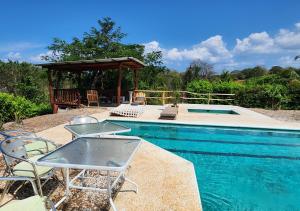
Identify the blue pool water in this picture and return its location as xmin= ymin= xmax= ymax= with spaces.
xmin=188 ymin=109 xmax=239 ymax=115
xmin=109 ymin=120 xmax=300 ymax=211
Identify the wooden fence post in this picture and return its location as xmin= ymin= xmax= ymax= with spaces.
xmin=207 ymin=93 xmax=211 ymax=104
xmin=162 ymin=91 xmax=166 ymax=105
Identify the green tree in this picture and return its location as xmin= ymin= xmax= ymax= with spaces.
xmin=0 ymin=61 xmax=48 ymax=103
xmin=44 ymin=17 xmax=144 ymax=62
xmin=43 ymin=17 xmax=150 ymax=94
xmin=183 ymin=60 xmax=215 ymax=86
xmin=220 ymin=70 xmax=232 ymax=82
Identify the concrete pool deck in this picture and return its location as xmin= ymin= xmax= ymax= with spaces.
xmin=37 ymin=115 xmax=202 ymax=210
xmin=101 ymin=104 xmax=300 ymax=130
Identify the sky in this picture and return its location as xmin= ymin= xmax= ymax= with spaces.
xmin=1 ymin=0 xmax=300 ymax=72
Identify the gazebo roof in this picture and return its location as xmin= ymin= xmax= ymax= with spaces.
xmin=38 ymin=57 xmax=145 ymax=71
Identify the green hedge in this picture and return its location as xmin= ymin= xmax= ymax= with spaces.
xmin=0 ymin=92 xmax=52 ymax=124
xmin=186 ymin=80 xmax=291 ymax=109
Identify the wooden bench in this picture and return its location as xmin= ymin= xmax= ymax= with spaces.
xmin=54 ymin=89 xmax=81 ymax=108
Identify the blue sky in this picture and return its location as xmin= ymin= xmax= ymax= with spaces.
xmin=1 ymin=0 xmax=300 ymax=72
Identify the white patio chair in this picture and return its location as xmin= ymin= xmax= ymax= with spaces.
xmin=69 ymin=115 xmax=99 ymax=139
xmin=69 ymin=115 xmax=98 ymax=125
xmin=0 ymin=177 xmax=56 ymax=211
xmin=0 ymin=137 xmax=57 ymax=196
xmin=0 ymin=130 xmax=37 ymax=140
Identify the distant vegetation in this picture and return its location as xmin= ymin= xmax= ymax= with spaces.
xmin=185 ymin=63 xmax=300 ymax=109
xmin=0 ymin=17 xmax=299 ymax=125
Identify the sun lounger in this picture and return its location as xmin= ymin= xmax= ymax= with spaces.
xmin=160 ymin=106 xmax=178 ymax=120
xmin=110 ymin=104 xmax=144 ymax=118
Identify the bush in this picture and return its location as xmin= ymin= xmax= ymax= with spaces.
xmin=187 ymin=80 xmax=213 ymax=93
xmin=0 ymin=92 xmax=51 ymax=123
xmin=236 ymin=84 xmax=288 ymax=109
xmin=212 ymin=81 xmax=243 ymax=94
xmin=287 ymin=79 xmax=300 ymax=109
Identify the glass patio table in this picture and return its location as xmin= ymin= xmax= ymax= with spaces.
xmin=36 ymin=136 xmax=141 ymax=210
xmin=64 ymin=121 xmax=131 ymax=138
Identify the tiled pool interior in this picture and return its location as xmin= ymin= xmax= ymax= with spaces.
xmin=188 ymin=108 xmax=239 ymax=115
xmin=110 ymin=120 xmax=300 ymax=211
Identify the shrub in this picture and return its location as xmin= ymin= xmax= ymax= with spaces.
xmin=212 ymin=81 xmax=243 ymax=94
xmin=236 ymin=84 xmax=288 ymax=109
xmin=187 ymin=80 xmax=213 ymax=93
xmin=0 ymin=92 xmax=51 ymax=123
xmin=287 ymin=79 xmax=300 ymax=109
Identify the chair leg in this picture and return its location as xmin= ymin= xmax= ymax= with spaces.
xmin=35 ymin=177 xmax=43 ymax=197
xmin=29 ymin=180 xmax=38 ymax=195
xmin=0 ymin=180 xmax=12 ymax=204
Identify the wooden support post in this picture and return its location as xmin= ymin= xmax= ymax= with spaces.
xmin=117 ymin=68 xmax=123 ymax=105
xmin=207 ymin=93 xmax=211 ymax=104
xmin=133 ymin=69 xmax=138 ymax=91
xmin=77 ymin=72 xmax=81 ymax=90
xmin=47 ymin=70 xmax=56 ymax=113
xmin=133 ymin=69 xmax=138 ymax=101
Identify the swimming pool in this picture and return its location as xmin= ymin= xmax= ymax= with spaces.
xmin=188 ymin=108 xmax=239 ymax=115
xmin=109 ymin=120 xmax=300 ymax=211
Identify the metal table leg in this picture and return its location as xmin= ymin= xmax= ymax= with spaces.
xmin=54 ymin=168 xmax=70 ymax=208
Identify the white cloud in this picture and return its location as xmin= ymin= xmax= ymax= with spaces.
xmin=6 ymin=52 xmax=22 ymax=61
xmin=275 ymin=28 xmax=300 ymax=49
xmin=0 ymin=42 xmax=43 ymax=53
xmin=28 ymin=51 xmax=53 ymax=63
xmin=278 ymin=55 xmax=300 ymax=67
xmin=144 ymin=35 xmax=233 ymax=65
xmin=143 ymin=41 xmax=162 ymax=54
xmin=233 ymin=32 xmax=276 ymax=54
xmin=234 ymin=23 xmax=300 ymax=54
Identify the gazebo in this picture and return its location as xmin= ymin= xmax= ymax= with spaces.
xmin=38 ymin=57 xmax=145 ymax=113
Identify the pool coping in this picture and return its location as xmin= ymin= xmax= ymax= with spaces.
xmin=104 ymin=118 xmax=300 ymax=133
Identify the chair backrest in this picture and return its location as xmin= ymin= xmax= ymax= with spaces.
xmin=69 ymin=115 xmax=98 ymax=125
xmin=87 ymin=90 xmax=99 ymax=102
xmin=0 ymin=130 xmax=36 ymax=140
xmin=0 ymin=138 xmax=27 ymax=167
xmin=136 ymin=92 xmax=146 ymax=98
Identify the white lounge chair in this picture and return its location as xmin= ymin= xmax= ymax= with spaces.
xmin=110 ymin=104 xmax=144 ymax=118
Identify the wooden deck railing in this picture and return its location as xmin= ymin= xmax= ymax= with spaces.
xmin=134 ymin=90 xmax=235 ymax=105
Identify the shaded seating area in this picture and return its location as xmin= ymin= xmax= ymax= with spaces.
xmin=38 ymin=57 xmax=145 ymax=113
